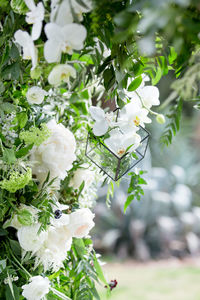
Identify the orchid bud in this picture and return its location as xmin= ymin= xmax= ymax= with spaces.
xmin=156 ymin=114 xmax=166 ymax=124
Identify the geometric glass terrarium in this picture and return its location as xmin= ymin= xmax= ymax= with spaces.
xmin=85 ymin=108 xmax=150 ymax=181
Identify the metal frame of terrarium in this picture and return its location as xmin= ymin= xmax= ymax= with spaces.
xmin=85 ymin=108 xmax=150 ymax=181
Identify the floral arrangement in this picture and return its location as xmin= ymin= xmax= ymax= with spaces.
xmin=0 ymin=0 xmax=199 ymax=299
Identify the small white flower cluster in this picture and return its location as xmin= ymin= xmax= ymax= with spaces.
xmin=89 ymin=76 xmax=165 ymax=157
xmin=14 ymin=0 xmax=91 ymax=86
xmin=9 ymin=203 xmax=94 ymax=273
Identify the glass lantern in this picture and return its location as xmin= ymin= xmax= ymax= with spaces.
xmin=85 ymin=116 xmax=150 ymax=181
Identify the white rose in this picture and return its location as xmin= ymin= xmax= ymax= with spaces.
xmin=26 ymin=86 xmax=47 ymax=104
xmin=17 ymin=223 xmax=47 ymax=253
xmin=48 ymin=64 xmax=76 ymax=86
xmin=69 ymin=168 xmax=94 ymax=190
xmin=22 ymin=276 xmax=50 ymax=300
xmin=69 ymin=208 xmax=95 ymax=238
xmin=30 ymin=119 xmax=76 ymax=186
xmin=36 ymin=225 xmax=72 ymax=271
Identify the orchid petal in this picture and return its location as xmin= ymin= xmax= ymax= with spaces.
xmin=24 ymin=0 xmax=35 ymax=10
xmin=31 ymin=21 xmax=42 ymax=41
xmin=62 ymin=24 xmax=87 ymax=50
xmin=89 ymin=106 xmax=105 ymax=121
xmin=44 ymin=40 xmax=62 ymax=63
xmin=93 ymin=122 xmax=108 ymax=136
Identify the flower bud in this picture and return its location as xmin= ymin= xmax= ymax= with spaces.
xmin=156 ymin=114 xmax=166 ymax=124
xmin=30 ymin=67 xmax=42 ymax=80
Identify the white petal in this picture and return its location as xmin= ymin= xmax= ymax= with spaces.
xmin=93 ymin=121 xmax=108 ymax=136
xmin=62 ymin=23 xmax=87 ymax=50
xmin=44 ymin=40 xmax=62 ymax=63
xmin=139 ymin=86 xmax=160 ymax=108
xmin=44 ymin=23 xmax=63 ymax=41
xmin=89 ymin=106 xmax=105 ymax=121
xmin=14 ymin=30 xmax=31 ymax=48
xmin=24 ymin=0 xmax=35 ymax=10
xmin=51 ymin=0 xmax=73 ymax=26
xmin=31 ymin=21 xmax=42 ymax=41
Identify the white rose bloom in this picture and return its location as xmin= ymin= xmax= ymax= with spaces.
xmin=69 ymin=208 xmax=95 ymax=238
xmin=30 ymin=119 xmax=76 ymax=186
xmin=14 ymin=30 xmax=38 ymax=70
xmin=104 ymin=128 xmax=141 ymax=158
xmin=44 ymin=23 xmax=87 ymax=63
xmin=26 ymin=86 xmax=47 ymax=105
xmin=24 ymin=0 xmax=44 ymax=40
xmin=36 ymin=225 xmax=72 ymax=271
xmin=48 ymin=64 xmax=76 ymax=86
xmin=22 ymin=276 xmax=50 ymax=300
xmin=17 ymin=223 xmax=47 ymax=253
xmin=69 ymin=168 xmax=94 ymax=190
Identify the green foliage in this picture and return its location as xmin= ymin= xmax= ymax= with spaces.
xmin=124 ymin=171 xmax=147 ymax=212
xmin=160 ymin=98 xmax=183 ymax=146
xmin=0 ymin=168 xmax=32 ymax=193
xmin=19 ymin=123 xmax=51 ymax=146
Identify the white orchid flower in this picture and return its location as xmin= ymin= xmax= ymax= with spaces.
xmin=44 ymin=23 xmax=87 ymax=63
xmin=14 ymin=30 xmax=38 ymax=70
xmin=71 ymin=0 xmax=92 ymax=21
xmin=104 ymin=129 xmax=141 ymax=158
xmin=48 ymin=64 xmax=76 ymax=86
xmin=89 ymin=106 xmax=116 ymax=136
xmin=118 ymin=101 xmax=151 ymax=133
xmin=24 ymin=0 xmax=44 ymax=41
xmin=136 ymin=85 xmax=160 ymax=108
xmin=50 ymin=0 xmax=92 ymax=26
xmin=50 ymin=0 xmax=73 ymax=26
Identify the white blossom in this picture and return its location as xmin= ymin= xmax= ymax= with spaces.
xmin=68 ymin=208 xmax=95 ymax=238
xmin=104 ymin=128 xmax=141 ymax=158
xmin=14 ymin=30 xmax=38 ymax=70
xmin=50 ymin=0 xmax=73 ymax=26
xmin=89 ymin=106 xmax=116 ymax=136
xmin=22 ymin=276 xmax=50 ymax=300
xmin=71 ymin=0 xmax=92 ymax=21
xmin=17 ymin=223 xmax=47 ymax=253
xmin=30 ymin=119 xmax=76 ymax=187
xmin=69 ymin=168 xmax=95 ymax=190
xmin=24 ymin=0 xmax=44 ymax=40
xmin=118 ymin=101 xmax=151 ymax=133
xmin=44 ymin=23 xmax=87 ymax=63
xmin=26 ymin=86 xmax=47 ymax=105
xmin=48 ymin=64 xmax=76 ymax=86
xmin=35 ymin=225 xmax=72 ymax=272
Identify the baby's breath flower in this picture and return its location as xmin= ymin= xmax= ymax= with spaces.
xmin=0 ymin=168 xmax=32 ymax=193
xmin=19 ymin=123 xmax=51 ymax=146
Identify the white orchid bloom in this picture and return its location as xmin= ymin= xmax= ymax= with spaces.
xmin=71 ymin=0 xmax=92 ymax=21
xmin=104 ymin=129 xmax=141 ymax=158
xmin=44 ymin=23 xmax=87 ymax=63
xmin=118 ymin=101 xmax=151 ymax=133
xmin=48 ymin=64 xmax=76 ymax=86
xmin=136 ymin=85 xmax=160 ymax=108
xmin=89 ymin=106 xmax=116 ymax=136
xmin=14 ymin=30 xmax=38 ymax=70
xmin=50 ymin=0 xmax=73 ymax=26
xmin=24 ymin=0 xmax=44 ymax=40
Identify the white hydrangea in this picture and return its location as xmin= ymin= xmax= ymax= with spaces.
xmin=68 ymin=208 xmax=95 ymax=238
xmin=30 ymin=119 xmax=76 ymax=187
xmin=22 ymin=276 xmax=50 ymax=300
xmin=26 ymin=86 xmax=47 ymax=105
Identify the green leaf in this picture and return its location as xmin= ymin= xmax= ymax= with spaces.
xmin=2 ymin=148 xmax=16 ymax=164
xmin=127 ymin=76 xmax=142 ymax=91
xmin=15 ymin=144 xmax=33 ymax=158
xmin=73 ymin=238 xmax=86 ymax=258
xmin=17 ymin=112 xmax=28 ymax=128
xmin=103 ymin=66 xmax=115 ymax=91
xmin=124 ymin=194 xmax=134 ymax=212
xmin=93 ymin=252 xmax=108 ymax=287
xmin=168 ymin=46 xmax=177 ymax=64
